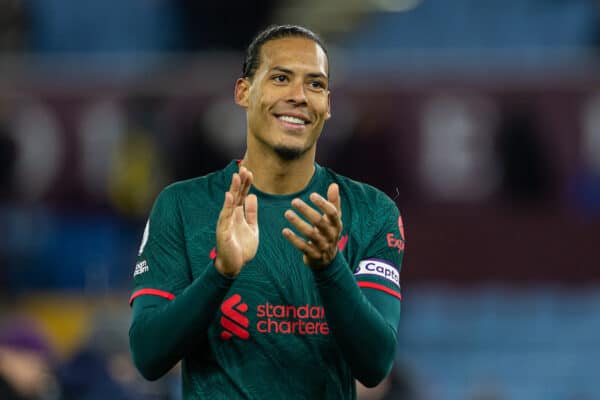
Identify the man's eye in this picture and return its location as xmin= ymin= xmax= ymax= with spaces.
xmin=273 ymin=75 xmax=287 ymax=82
xmin=309 ymin=81 xmax=324 ymax=89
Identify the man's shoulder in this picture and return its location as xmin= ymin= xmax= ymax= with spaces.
xmin=321 ymin=166 xmax=397 ymax=208
xmin=157 ymin=164 xmax=231 ymax=205
xmin=167 ymin=169 xmax=225 ymax=191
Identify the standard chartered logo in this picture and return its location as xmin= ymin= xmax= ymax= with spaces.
xmin=354 ymin=259 xmax=400 ymax=287
xmin=219 ymin=295 xmax=330 ymax=341
xmin=220 ymin=294 xmax=250 ymax=340
xmin=255 ymin=302 xmax=329 ymax=335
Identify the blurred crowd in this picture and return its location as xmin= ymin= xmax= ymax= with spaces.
xmin=0 ymin=309 xmax=180 ymax=400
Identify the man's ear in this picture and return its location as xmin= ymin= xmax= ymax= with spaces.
xmin=325 ymin=90 xmax=331 ymax=120
xmin=235 ymin=78 xmax=250 ymax=108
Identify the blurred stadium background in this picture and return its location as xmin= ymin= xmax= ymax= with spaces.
xmin=1 ymin=1 xmax=599 ymax=399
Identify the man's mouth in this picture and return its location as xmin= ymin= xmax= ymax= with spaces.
xmin=276 ymin=114 xmax=310 ymax=126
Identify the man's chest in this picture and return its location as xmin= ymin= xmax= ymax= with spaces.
xmin=181 ymin=194 xmax=358 ymax=291
xmin=183 ymin=201 xmax=332 ymax=338
xmin=185 ymin=203 xmax=320 ymax=295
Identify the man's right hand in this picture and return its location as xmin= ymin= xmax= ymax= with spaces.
xmin=214 ymin=166 xmax=259 ymax=277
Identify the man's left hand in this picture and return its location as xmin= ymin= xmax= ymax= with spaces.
xmin=282 ymin=183 xmax=343 ymax=270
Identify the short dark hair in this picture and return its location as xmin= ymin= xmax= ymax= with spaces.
xmin=242 ymin=24 xmax=328 ymax=80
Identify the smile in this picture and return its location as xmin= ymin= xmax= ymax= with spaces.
xmin=276 ymin=114 xmax=310 ymax=126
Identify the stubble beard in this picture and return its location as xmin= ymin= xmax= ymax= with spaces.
xmin=273 ymin=144 xmax=308 ymax=161
xmin=254 ymin=129 xmax=315 ymax=161
xmin=250 ymin=120 xmax=318 ymax=161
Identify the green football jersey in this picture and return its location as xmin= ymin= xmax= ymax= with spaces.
xmin=130 ymin=160 xmax=405 ymax=399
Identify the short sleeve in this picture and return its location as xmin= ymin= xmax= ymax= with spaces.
xmin=354 ymin=194 xmax=405 ymax=301
xmin=130 ymin=186 xmax=192 ymax=305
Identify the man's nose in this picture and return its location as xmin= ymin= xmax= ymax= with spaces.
xmin=286 ymin=81 xmax=308 ymax=104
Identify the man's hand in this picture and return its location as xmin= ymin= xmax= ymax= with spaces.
xmin=282 ymin=183 xmax=343 ymax=270
xmin=215 ymin=166 xmax=259 ymax=277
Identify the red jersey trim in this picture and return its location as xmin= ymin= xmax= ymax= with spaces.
xmin=357 ymin=281 xmax=402 ymax=301
xmin=129 ymin=288 xmax=176 ymax=305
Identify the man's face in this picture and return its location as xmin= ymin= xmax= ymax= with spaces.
xmin=235 ymin=37 xmax=331 ymax=160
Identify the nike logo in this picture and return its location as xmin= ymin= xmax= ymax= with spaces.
xmin=337 ymin=234 xmax=348 ymax=251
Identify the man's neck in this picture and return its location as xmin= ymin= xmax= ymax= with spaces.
xmin=240 ymin=148 xmax=316 ymax=195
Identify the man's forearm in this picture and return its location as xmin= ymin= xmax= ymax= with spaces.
xmin=129 ymin=263 xmax=234 ymax=380
xmin=313 ymin=254 xmax=398 ymax=387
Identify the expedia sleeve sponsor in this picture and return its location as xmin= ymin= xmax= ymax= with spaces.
xmin=354 ymin=259 xmax=400 ymax=287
